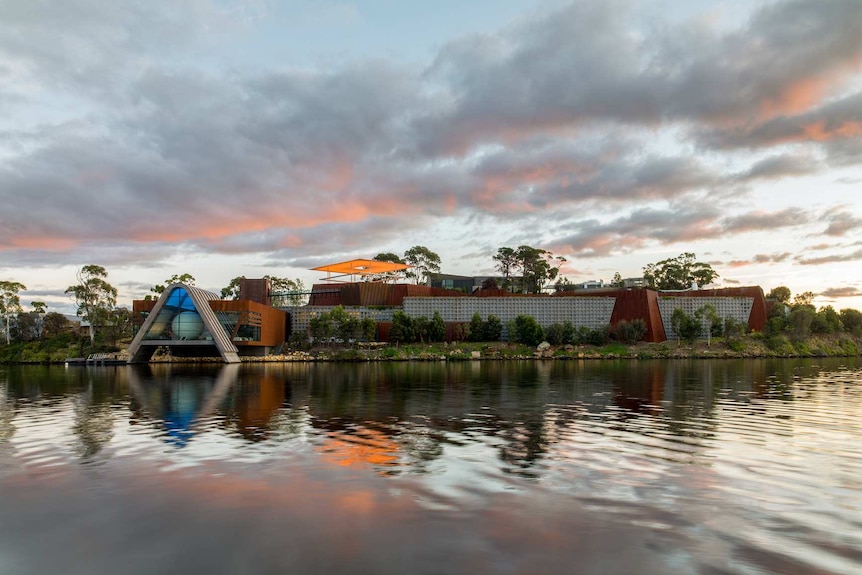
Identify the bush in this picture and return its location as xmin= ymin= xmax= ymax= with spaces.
xmin=484 ymin=315 xmax=502 ymax=341
xmin=289 ymin=331 xmax=310 ymax=350
xmin=467 ymin=313 xmax=503 ymax=342
xmin=545 ymin=323 xmax=565 ymax=345
xmin=389 ymin=311 xmax=414 ymax=344
xmin=840 ymin=308 xmax=862 ymax=336
xmin=788 ymin=307 xmax=814 ymax=341
xmin=561 ymin=321 xmax=576 ymax=345
xmin=512 ymin=315 xmax=545 ymax=346
xmin=611 ymin=319 xmax=646 ymax=343
xmin=766 ymin=334 xmax=793 ymax=353
xmin=583 ymin=325 xmax=610 ymax=346
xmin=671 ymin=308 xmax=701 ymax=343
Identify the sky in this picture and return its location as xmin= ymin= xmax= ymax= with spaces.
xmin=1 ymin=0 xmax=861 ymax=314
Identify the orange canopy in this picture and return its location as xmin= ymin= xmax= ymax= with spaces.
xmin=311 ymin=259 xmax=410 ymax=280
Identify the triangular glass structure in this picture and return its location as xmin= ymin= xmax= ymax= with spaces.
xmin=128 ymin=283 xmax=240 ymax=363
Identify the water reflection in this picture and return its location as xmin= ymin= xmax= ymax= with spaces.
xmin=2 ymin=359 xmax=862 ymax=574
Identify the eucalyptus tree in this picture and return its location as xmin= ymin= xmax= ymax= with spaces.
xmin=643 ymin=252 xmax=718 ymax=290
xmin=515 ymin=245 xmax=565 ymax=294
xmin=403 ymin=246 xmax=441 ymax=285
xmin=31 ymin=301 xmax=47 ymax=339
xmin=367 ymin=252 xmax=407 ymax=282
xmin=65 ymin=265 xmax=118 ymax=344
xmin=493 ymin=247 xmax=518 ymax=288
xmin=0 ymin=281 xmax=26 ymax=344
xmin=151 ymin=273 xmax=196 ymax=296
xmin=266 ymin=275 xmax=307 ymax=306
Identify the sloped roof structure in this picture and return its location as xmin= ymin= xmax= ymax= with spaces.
xmin=127 ymin=283 xmax=240 ymax=363
xmin=311 ymin=258 xmax=410 ymax=282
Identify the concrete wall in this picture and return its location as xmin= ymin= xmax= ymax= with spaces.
xmin=403 ymin=297 xmax=616 ymax=340
xmin=658 ymin=296 xmax=753 ymax=340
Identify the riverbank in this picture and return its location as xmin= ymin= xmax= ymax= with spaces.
xmin=150 ymin=333 xmax=861 ymax=363
xmin=2 ymin=333 xmax=860 ymax=365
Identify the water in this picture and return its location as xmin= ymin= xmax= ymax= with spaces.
xmin=2 ymin=359 xmax=862 ymax=574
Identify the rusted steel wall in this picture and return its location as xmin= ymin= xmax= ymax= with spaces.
xmin=239 ymin=278 xmax=271 ymax=306
xmin=663 ymin=286 xmax=767 ymax=332
xmin=357 ymin=282 xmax=392 ymax=306
xmin=210 ymin=300 xmax=286 ymax=347
xmin=308 ymin=284 xmax=344 ymax=306
xmin=474 ymin=288 xmax=512 ymax=297
xmin=552 ymin=288 xmax=665 ymax=342
xmin=132 ymin=299 xmax=157 ymax=329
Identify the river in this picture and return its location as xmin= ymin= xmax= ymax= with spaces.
xmin=1 ymin=359 xmax=861 ymax=574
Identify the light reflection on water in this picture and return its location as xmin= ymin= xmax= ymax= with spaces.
xmin=1 ymin=359 xmax=862 ymax=574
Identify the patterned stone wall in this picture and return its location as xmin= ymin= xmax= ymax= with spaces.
xmin=403 ymin=297 xmax=616 ymax=340
xmin=282 ymin=306 xmax=396 ymax=336
xmin=658 ymin=297 xmax=753 ymax=340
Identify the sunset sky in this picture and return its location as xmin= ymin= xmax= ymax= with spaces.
xmin=1 ymin=0 xmax=861 ymax=314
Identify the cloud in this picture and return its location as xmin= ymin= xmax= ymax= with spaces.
xmin=820 ymin=286 xmax=862 ymax=298
xmin=734 ymin=154 xmax=822 ymax=181
xmin=0 ymin=0 xmax=860 ymax=274
xmin=698 ymin=91 xmax=862 ymax=149
xmin=796 ymin=249 xmax=862 ymax=265
xmin=820 ymin=207 xmax=862 ymax=237
xmin=722 ymin=252 xmax=793 ymax=267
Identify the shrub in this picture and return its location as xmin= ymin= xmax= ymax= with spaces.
xmin=788 ymin=307 xmax=814 ymax=341
xmin=545 ymin=322 xmax=565 ymax=345
xmin=430 ymin=312 xmax=446 ymax=342
xmin=484 ymin=315 xmax=502 ymax=341
xmin=840 ymin=308 xmax=862 ymax=336
xmin=561 ymin=321 xmax=576 ymax=345
xmin=583 ymin=325 xmax=610 ymax=346
xmin=611 ymin=319 xmax=646 ymax=343
xmin=671 ymin=308 xmax=701 ymax=343
xmin=766 ymin=334 xmax=792 ymax=353
xmin=512 ymin=315 xmax=545 ymax=346
xmin=389 ymin=311 xmax=414 ymax=344
xmin=467 ymin=313 xmax=503 ymax=342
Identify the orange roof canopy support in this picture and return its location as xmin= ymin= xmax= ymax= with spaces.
xmin=311 ymin=259 xmax=410 ymax=282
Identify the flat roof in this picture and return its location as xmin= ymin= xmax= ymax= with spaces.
xmin=311 ymin=259 xmax=410 ymax=277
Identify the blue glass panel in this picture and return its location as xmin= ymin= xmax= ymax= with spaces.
xmin=164 ymin=287 xmax=197 ymax=312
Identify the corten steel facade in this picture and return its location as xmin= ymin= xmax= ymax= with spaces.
xmin=294 ymin=282 xmax=767 ymax=343
xmin=307 ymin=282 xmax=465 ymax=307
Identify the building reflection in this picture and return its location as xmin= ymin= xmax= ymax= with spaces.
xmin=119 ymin=358 xmax=809 ymax=471
xmin=127 ymin=364 xmax=239 ymax=447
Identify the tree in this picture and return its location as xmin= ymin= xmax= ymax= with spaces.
xmin=554 ymin=277 xmax=574 ymax=292
xmin=671 ymin=308 xmax=701 ymax=343
xmin=221 ymin=276 xmax=245 ymax=300
xmin=0 ymin=281 xmax=26 ymax=344
xmin=368 ymin=252 xmax=407 ymax=282
xmin=840 ymin=308 xmax=862 ymax=336
xmin=151 ymin=273 xmax=196 ymax=296
xmin=694 ymin=304 xmax=720 ymax=346
xmin=30 ymin=301 xmax=47 ymax=339
xmin=515 ymin=245 xmax=564 ymax=294
xmin=403 ymin=246 xmax=441 ymax=285
xmin=493 ymin=247 xmax=518 ymax=288
xmin=792 ymin=291 xmax=815 ymax=309
xmin=42 ymin=312 xmax=72 ymax=339
xmin=510 ymin=315 xmax=545 ymax=345
xmin=389 ymin=311 xmax=414 ymax=344
xmin=266 ymin=275 xmax=307 ymax=306
xmin=812 ymin=306 xmax=842 ymax=334
xmin=766 ymin=286 xmax=791 ymax=304
xmin=610 ymin=272 xmax=624 ymax=288
xmin=642 ymin=252 xmax=718 ymax=290
xmin=65 ymin=265 xmax=118 ymax=344
xmin=481 ymin=277 xmax=499 ymax=290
